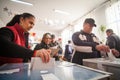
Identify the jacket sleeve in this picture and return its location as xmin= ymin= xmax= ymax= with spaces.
xmin=107 ymin=36 xmax=116 ymax=49
xmin=0 ymin=27 xmax=34 ymax=58
xmin=34 ymin=44 xmax=43 ymax=50
xmin=72 ymin=32 xmax=98 ymax=51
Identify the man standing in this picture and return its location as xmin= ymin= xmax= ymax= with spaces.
xmin=64 ymin=40 xmax=73 ymax=62
xmin=106 ymin=29 xmax=120 ymax=57
xmin=49 ymin=34 xmax=63 ymax=61
xmin=72 ymin=18 xmax=110 ymax=65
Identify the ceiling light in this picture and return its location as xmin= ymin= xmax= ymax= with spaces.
xmin=44 ymin=18 xmax=65 ymax=26
xmin=11 ymin=0 xmax=33 ymax=6
xmin=53 ymin=9 xmax=70 ymax=15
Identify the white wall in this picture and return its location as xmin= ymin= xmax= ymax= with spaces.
xmin=94 ymin=4 xmax=107 ymax=43
xmin=30 ymin=29 xmax=60 ymax=40
xmin=93 ymin=0 xmax=119 ymax=43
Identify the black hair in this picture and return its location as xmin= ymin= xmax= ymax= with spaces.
xmin=106 ymin=29 xmax=113 ymax=33
xmin=68 ymin=40 xmax=71 ymax=44
xmin=6 ymin=14 xmax=21 ymax=26
xmin=84 ymin=18 xmax=96 ymax=27
xmin=42 ymin=33 xmax=51 ymax=40
xmin=6 ymin=13 xmax=35 ymax=26
xmin=51 ymin=34 xmax=55 ymax=39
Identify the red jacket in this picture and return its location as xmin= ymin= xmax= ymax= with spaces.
xmin=0 ymin=23 xmax=26 ymax=63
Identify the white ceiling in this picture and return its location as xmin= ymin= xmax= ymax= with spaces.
xmin=0 ymin=0 xmax=107 ymax=33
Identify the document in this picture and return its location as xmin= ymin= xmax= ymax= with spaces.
xmin=50 ymin=46 xmax=59 ymax=56
xmin=107 ymin=50 xmax=116 ymax=61
xmin=41 ymin=73 xmax=60 ymax=80
xmin=31 ymin=57 xmax=55 ymax=70
xmin=50 ymin=48 xmax=59 ymax=56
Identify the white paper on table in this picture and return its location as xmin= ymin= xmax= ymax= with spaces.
xmin=0 ymin=68 xmax=20 ymax=74
xmin=31 ymin=57 xmax=55 ymax=70
xmin=41 ymin=73 xmax=60 ymax=80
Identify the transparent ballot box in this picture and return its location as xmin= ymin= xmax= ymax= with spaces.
xmin=0 ymin=61 xmax=112 ymax=80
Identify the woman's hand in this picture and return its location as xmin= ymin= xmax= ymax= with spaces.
xmin=35 ymin=49 xmax=51 ymax=63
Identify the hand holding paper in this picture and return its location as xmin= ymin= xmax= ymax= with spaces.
xmin=35 ymin=49 xmax=51 ymax=63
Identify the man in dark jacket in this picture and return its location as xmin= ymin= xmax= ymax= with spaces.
xmin=72 ymin=18 xmax=110 ymax=65
xmin=106 ymin=29 xmax=120 ymax=57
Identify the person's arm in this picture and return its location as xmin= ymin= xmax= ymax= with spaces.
xmin=34 ymin=44 xmax=42 ymax=50
xmin=72 ymin=32 xmax=98 ymax=52
xmin=107 ymin=36 xmax=120 ymax=57
xmin=107 ymin=36 xmax=116 ymax=49
xmin=34 ymin=42 xmax=50 ymax=50
xmin=0 ymin=28 xmax=34 ymax=58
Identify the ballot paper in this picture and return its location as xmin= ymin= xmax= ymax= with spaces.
xmin=50 ymin=48 xmax=59 ymax=56
xmin=107 ymin=50 xmax=116 ymax=61
xmin=31 ymin=57 xmax=55 ymax=70
xmin=41 ymin=73 xmax=60 ymax=80
xmin=0 ymin=68 xmax=20 ymax=74
xmin=49 ymin=46 xmax=59 ymax=56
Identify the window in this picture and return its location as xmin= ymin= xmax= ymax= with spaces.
xmin=61 ymin=29 xmax=72 ymax=50
xmin=106 ymin=1 xmax=120 ymax=35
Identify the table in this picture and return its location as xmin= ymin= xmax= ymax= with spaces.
xmin=83 ymin=58 xmax=120 ymax=80
xmin=0 ymin=61 xmax=112 ymax=80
